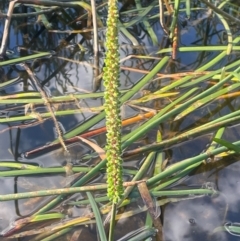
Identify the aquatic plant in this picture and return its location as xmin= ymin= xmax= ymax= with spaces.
xmin=1 ymin=1 xmax=240 ymax=241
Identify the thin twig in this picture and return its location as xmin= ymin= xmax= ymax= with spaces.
xmin=21 ymin=63 xmax=69 ymax=154
xmin=200 ymin=0 xmax=240 ymax=24
xmin=0 ymin=0 xmax=17 ymax=55
xmin=159 ymin=0 xmax=169 ymax=35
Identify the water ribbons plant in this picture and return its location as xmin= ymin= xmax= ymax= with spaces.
xmin=103 ymin=0 xmax=123 ymax=204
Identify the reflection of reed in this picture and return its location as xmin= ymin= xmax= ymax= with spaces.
xmin=0 ymin=0 xmax=17 ymax=55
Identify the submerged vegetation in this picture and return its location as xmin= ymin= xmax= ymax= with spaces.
xmin=0 ymin=0 xmax=240 ymax=240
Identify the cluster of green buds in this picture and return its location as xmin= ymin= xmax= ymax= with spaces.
xmin=103 ymin=0 xmax=123 ymax=204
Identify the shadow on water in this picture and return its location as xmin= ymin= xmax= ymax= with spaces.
xmin=0 ymin=0 xmax=240 ymax=240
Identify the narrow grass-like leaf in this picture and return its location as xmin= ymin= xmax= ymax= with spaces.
xmin=0 ymin=52 xmax=51 ymax=66
xmin=39 ymin=228 xmax=73 ymax=241
xmin=153 ymin=131 xmax=163 ymax=176
xmin=0 ymin=166 xmax=91 ymax=177
xmin=185 ymin=0 xmax=191 ymax=18
xmin=213 ymin=138 xmax=240 ymax=153
xmin=0 ymin=162 xmax=39 ymax=170
xmin=123 ymin=113 xmax=240 ymax=157
xmin=86 ymin=192 xmax=107 ymax=241
xmin=158 ymin=46 xmax=240 ymax=53
xmin=175 ymin=81 xmax=240 ymax=120
xmin=151 ymin=188 xmax=217 ymax=197
xmin=169 ymin=0 xmax=180 ymax=39
xmin=2 ymin=213 xmax=64 ymax=237
xmin=216 ymin=13 xmax=232 ymax=55
xmin=117 ymin=227 xmax=157 ymax=241
xmin=212 ymin=223 xmax=240 ymax=237
xmin=147 ymin=139 xmax=240 ymax=187
xmin=154 ymin=162 xmax=202 ymax=191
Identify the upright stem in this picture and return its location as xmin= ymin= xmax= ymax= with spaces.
xmin=103 ymin=0 xmax=123 ymax=204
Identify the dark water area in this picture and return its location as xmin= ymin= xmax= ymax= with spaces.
xmin=0 ymin=0 xmax=240 ymax=240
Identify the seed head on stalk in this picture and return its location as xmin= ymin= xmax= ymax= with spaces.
xmin=103 ymin=0 xmax=123 ymax=204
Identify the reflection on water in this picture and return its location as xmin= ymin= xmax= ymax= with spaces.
xmin=0 ymin=0 xmax=240 ymax=240
xmin=164 ymin=195 xmax=227 ymax=241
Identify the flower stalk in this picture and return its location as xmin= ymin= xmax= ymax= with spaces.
xmin=103 ymin=0 xmax=123 ymax=204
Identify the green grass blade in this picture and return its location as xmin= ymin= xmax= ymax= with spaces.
xmin=185 ymin=0 xmax=191 ymax=18
xmin=86 ymin=192 xmax=107 ymax=241
xmin=0 ymin=52 xmax=51 ymax=66
xmin=213 ymin=138 xmax=240 ymax=153
xmin=117 ymin=227 xmax=157 ymax=241
xmin=175 ymin=81 xmax=240 ymax=120
xmin=147 ymin=139 xmax=240 ymax=187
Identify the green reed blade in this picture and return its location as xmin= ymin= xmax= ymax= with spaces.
xmin=154 ymin=162 xmax=202 ymax=191
xmin=34 ymin=6 xmax=52 ymax=29
xmin=213 ymin=138 xmax=240 ymax=153
xmin=119 ymin=22 xmax=139 ymax=46
xmin=175 ymin=82 xmax=240 ymax=120
xmin=158 ymin=32 xmax=239 ymax=56
xmin=158 ymin=46 xmax=240 ymax=53
xmin=0 ymin=184 xmax=108 ymax=201
xmin=0 ymin=167 xmax=136 ymax=177
xmin=109 ymin=203 xmax=117 ymax=241
xmin=153 ymin=131 xmax=163 ymax=176
xmin=40 ymin=228 xmax=72 ymax=241
xmin=0 ymin=161 xmax=39 ymax=170
xmin=0 ymin=166 xmax=91 ymax=177
xmin=87 ymin=192 xmax=107 ymax=241
xmin=144 ymin=214 xmax=153 ymax=240
xmin=0 ymin=52 xmax=51 ymax=66
xmin=117 ymin=151 xmax=156 ymax=208
xmin=0 ymin=77 xmax=20 ymax=88
xmin=118 ymin=227 xmax=157 ymax=241
xmin=216 ymin=13 xmax=232 ymax=55
xmin=156 ymin=50 xmax=229 ymax=92
xmin=0 ymin=92 xmax=41 ymax=99
xmin=128 ymin=92 xmax=178 ymax=104
xmin=31 ymin=213 xmax=65 ymax=222
xmin=182 ymin=57 xmax=240 ymax=88
xmin=151 ymin=188 xmax=217 ymax=197
xmin=206 ymin=127 xmax=225 ymax=153
xmin=122 ymin=113 xmax=240 ymax=157
xmin=155 ymin=127 xmax=225 ymax=191
xmin=1 ymin=213 xmax=65 ymax=238
xmin=212 ymin=224 xmax=240 ymax=236
xmin=0 ymin=108 xmax=102 ymax=123
xmin=147 ymin=139 xmax=240 ymax=187
xmin=169 ymin=0 xmax=180 ymax=39
xmin=186 ymin=0 xmax=191 ymax=18
xmin=0 ymin=90 xmax=127 ymax=104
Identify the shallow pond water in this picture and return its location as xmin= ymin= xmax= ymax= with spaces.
xmin=0 ymin=0 xmax=240 ymax=241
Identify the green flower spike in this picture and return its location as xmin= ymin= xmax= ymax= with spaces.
xmin=103 ymin=0 xmax=123 ymax=204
